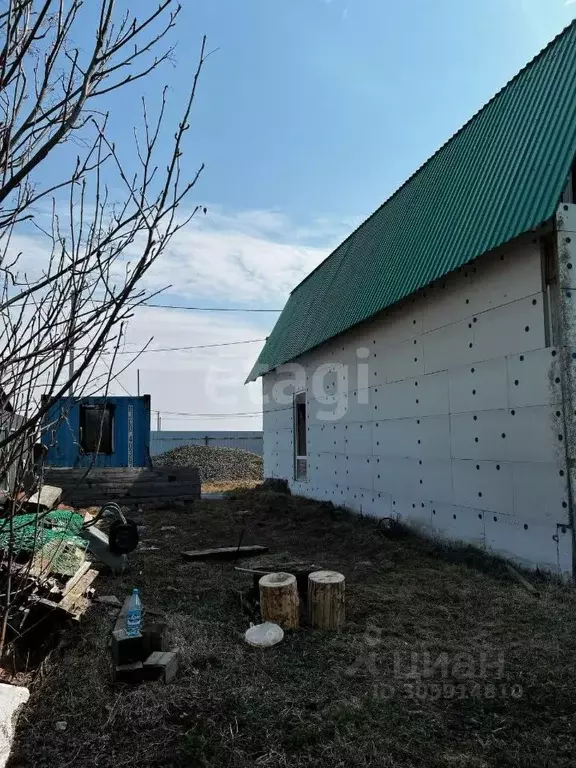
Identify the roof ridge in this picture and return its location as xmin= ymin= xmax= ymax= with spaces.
xmin=290 ymin=17 xmax=576 ymax=296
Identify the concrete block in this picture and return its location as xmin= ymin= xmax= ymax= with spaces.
xmin=452 ymin=459 xmax=514 ymax=515
xmin=81 ymin=526 xmax=125 ymax=573
xmin=0 ymin=683 xmax=29 ymax=768
xmin=472 ymin=293 xmax=545 ymax=361
xmin=466 ymin=239 xmax=542 ymax=314
xmin=450 ymin=407 xmax=560 ymax=464
xmin=142 ymin=622 xmax=167 ymax=656
xmin=416 ymin=371 xmax=450 ymax=416
xmin=416 ymin=459 xmax=453 ymax=504
xmin=114 ymin=662 xmax=144 ymax=684
xmin=344 ymin=456 xmax=374 ymax=492
xmin=144 ymin=651 xmax=178 ymax=683
xmin=395 ymin=498 xmax=434 ymax=533
xmin=386 ymin=337 xmax=424 ymax=383
xmin=448 ymin=358 xmax=508 ymax=414
xmin=484 ymin=513 xmax=559 ymax=573
xmin=373 ymin=417 xmax=419 ymax=458
xmin=422 ymin=319 xmax=474 ymax=374
xmin=112 ymin=628 xmax=144 ymax=666
xmin=374 ymin=456 xmax=420 ymax=496
xmin=359 ymin=491 xmax=393 ymax=519
xmin=421 ymin=273 xmax=471 ymax=333
xmin=25 ymin=484 xmax=62 ymax=511
xmin=507 ymin=348 xmax=561 ymax=409
xmin=344 ymin=422 xmax=373 ymax=455
xmin=416 ymin=415 xmax=451 ymax=459
xmin=511 ymin=462 xmax=570 ymax=524
xmin=372 ymin=379 xmax=415 ymax=420
xmin=432 ymin=504 xmax=486 ymax=548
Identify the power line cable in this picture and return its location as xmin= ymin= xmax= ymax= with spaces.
xmin=117 ymin=380 xmax=134 ymax=397
xmin=160 ymin=412 xmax=262 ymax=422
xmin=160 ymin=409 xmax=266 ymax=417
xmin=156 ymin=405 xmax=293 ymax=420
xmin=116 ymin=337 xmax=267 ymax=354
xmin=141 ymin=302 xmax=282 ymax=312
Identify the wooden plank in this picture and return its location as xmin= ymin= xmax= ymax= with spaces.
xmin=25 ymin=484 xmax=62 ymax=511
xmin=48 ymin=487 xmax=200 ymax=496
xmin=117 ymin=496 xmax=198 ymax=505
xmin=182 ymin=545 xmax=269 ymax=562
xmin=59 ymin=567 xmax=98 ymax=618
xmin=53 ymin=478 xmax=200 ymax=488
xmin=505 ymin=563 xmax=540 ymax=597
xmin=46 ymin=468 xmax=199 ymax=480
xmin=46 ymin=467 xmax=200 ymax=507
xmin=64 ymin=487 xmax=199 ymax=497
xmin=80 ymin=483 xmax=198 ymax=490
xmin=67 ymin=482 xmax=201 ymax=491
xmin=62 ymin=560 xmax=91 ymax=597
xmin=58 ymin=487 xmax=198 ymax=497
xmin=67 ymin=492 xmax=199 ymax=504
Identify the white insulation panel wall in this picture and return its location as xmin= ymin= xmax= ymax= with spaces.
xmin=262 ymin=230 xmax=573 ymax=576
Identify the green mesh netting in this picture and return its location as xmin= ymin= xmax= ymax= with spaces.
xmin=33 ymin=538 xmax=86 ymax=577
xmin=0 ymin=509 xmax=86 ymax=555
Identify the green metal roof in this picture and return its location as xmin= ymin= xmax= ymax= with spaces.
xmin=247 ymin=20 xmax=576 ymax=382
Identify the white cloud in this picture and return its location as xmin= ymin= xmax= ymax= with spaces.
xmin=103 ymin=307 xmax=269 ymax=430
xmin=140 ymin=206 xmax=349 ymax=305
xmin=107 ymin=207 xmax=356 ymax=429
xmin=3 ymin=205 xmax=353 ymax=431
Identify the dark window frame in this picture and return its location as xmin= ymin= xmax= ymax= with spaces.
xmin=294 ymin=391 xmax=308 ymax=481
xmin=541 ymin=236 xmax=560 ymax=348
xmin=79 ymin=403 xmax=115 ymax=454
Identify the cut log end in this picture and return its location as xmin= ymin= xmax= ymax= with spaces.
xmin=309 ymin=570 xmax=345 ymax=585
xmin=259 ymin=572 xmax=295 ymax=589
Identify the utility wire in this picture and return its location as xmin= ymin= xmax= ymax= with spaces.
xmin=141 ymin=302 xmax=282 ymax=312
xmin=160 ymin=409 xmax=267 ymax=417
xmin=3 ymin=297 xmax=283 ymax=313
xmin=116 ymin=337 xmax=267 ymax=354
xmin=156 ymin=405 xmax=293 ymax=420
xmin=160 ymin=414 xmax=263 ymax=421
xmin=117 ymin=379 xmax=134 ymax=397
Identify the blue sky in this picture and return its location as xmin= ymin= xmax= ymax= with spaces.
xmin=46 ymin=0 xmax=576 ymax=428
xmin=176 ymin=0 xmax=574 ymax=223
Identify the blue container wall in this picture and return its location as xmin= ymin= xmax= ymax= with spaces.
xmin=42 ymin=396 xmax=151 ymax=468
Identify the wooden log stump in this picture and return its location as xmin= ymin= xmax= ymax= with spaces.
xmin=259 ymin=572 xmax=299 ymax=630
xmin=308 ymin=570 xmax=345 ymax=631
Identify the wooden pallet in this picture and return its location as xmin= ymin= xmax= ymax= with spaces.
xmin=44 ymin=467 xmax=200 ymax=506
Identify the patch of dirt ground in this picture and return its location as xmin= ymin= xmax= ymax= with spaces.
xmin=201 ymin=479 xmax=260 ymax=494
xmin=9 ymin=487 xmax=576 ymax=768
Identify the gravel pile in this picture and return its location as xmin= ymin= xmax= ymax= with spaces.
xmin=153 ymin=444 xmax=263 ymax=483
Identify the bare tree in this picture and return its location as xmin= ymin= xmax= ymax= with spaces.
xmin=0 ymin=0 xmax=208 ymax=654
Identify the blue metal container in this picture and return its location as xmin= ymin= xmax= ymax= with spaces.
xmin=42 ymin=395 xmax=151 ymax=468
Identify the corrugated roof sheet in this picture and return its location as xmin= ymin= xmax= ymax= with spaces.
xmin=247 ymin=20 xmax=576 ymax=382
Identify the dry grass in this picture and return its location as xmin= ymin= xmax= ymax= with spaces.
xmin=201 ymin=479 xmax=260 ymax=494
xmin=9 ymin=487 xmax=576 ymax=768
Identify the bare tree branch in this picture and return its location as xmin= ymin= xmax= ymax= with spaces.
xmin=0 ymin=0 xmax=208 ymax=657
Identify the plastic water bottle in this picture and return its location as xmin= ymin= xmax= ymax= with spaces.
xmin=125 ymin=588 xmax=142 ymax=637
